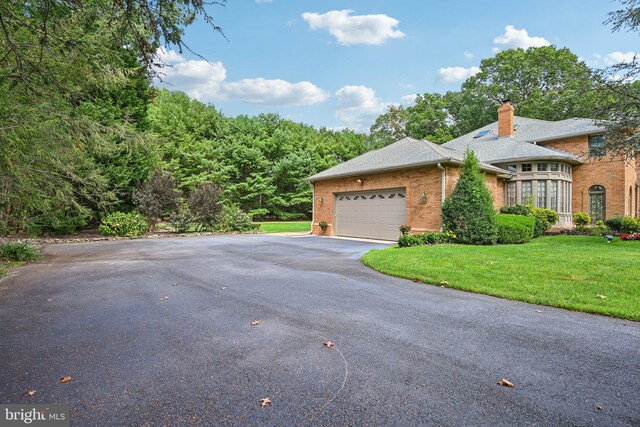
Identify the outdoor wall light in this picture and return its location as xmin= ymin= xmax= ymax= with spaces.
xmin=356 ymin=177 xmax=367 ymax=184
xmin=420 ymin=192 xmax=427 ymax=204
xmin=319 ymin=197 xmax=324 ymax=206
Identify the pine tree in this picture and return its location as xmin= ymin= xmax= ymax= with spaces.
xmin=442 ymin=150 xmax=497 ymax=244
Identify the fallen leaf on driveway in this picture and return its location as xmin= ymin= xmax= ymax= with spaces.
xmin=535 ymin=310 xmax=543 ymax=313
xmin=221 ymin=287 xmax=227 ymax=290
xmin=596 ymin=294 xmax=607 ymax=299
xmin=412 ymin=278 xmax=422 ymax=283
xmin=596 ymin=404 xmax=603 ymax=411
xmin=59 ymin=377 xmax=72 ymax=383
xmin=259 ymin=397 xmax=271 ymax=408
xmin=440 ymin=281 xmax=448 ymax=286
xmin=172 ymin=283 xmax=178 ymax=286
xmin=497 ymin=379 xmax=514 ymax=387
xmin=251 ymin=320 xmax=261 ymax=326
xmin=160 ymin=296 xmax=169 ymax=301
xmin=24 ymin=390 xmax=36 ymax=397
xmin=323 ymin=341 xmax=334 ymax=348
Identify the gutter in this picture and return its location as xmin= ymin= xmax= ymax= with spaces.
xmin=307 ymin=158 xmax=510 ymax=182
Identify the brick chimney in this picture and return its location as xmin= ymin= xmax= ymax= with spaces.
xmin=497 ymin=100 xmax=515 ymax=138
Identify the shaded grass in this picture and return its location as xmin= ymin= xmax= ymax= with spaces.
xmin=256 ymin=221 xmax=311 ymax=234
xmin=362 ymin=235 xmax=640 ymax=321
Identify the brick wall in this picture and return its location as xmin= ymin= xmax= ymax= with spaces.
xmin=311 ymin=164 xmax=502 ymax=235
xmin=539 ymin=135 xmax=638 ymax=219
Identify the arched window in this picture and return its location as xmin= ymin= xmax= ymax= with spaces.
xmin=589 ymin=185 xmax=606 ymax=222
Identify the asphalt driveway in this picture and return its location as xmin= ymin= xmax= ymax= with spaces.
xmin=1 ymin=235 xmax=639 ymax=425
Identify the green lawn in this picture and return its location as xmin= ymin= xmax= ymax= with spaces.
xmin=256 ymin=221 xmax=311 ymax=234
xmin=362 ymin=235 xmax=640 ymax=321
xmin=0 ymin=260 xmax=23 ymax=278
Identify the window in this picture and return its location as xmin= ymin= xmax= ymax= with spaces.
xmin=550 ymin=163 xmax=559 ymax=171
xmin=568 ymin=166 xmax=572 ymax=175
xmin=550 ymin=181 xmax=558 ymax=211
xmin=507 ymin=164 xmax=517 ymax=173
xmin=537 ymin=163 xmax=547 ymax=172
xmin=589 ymin=185 xmax=606 ymax=222
xmin=474 ymin=129 xmax=492 ymax=139
xmin=537 ymin=181 xmax=547 ymax=208
xmin=589 ymin=135 xmax=606 ymax=157
xmin=521 ymin=181 xmax=532 ymax=204
xmin=506 ymin=182 xmax=517 ymax=206
xmin=521 ymin=164 xmax=532 ymax=172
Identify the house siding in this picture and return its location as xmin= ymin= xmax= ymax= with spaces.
xmin=311 ymin=165 xmax=503 ymax=236
xmin=539 ymin=135 xmax=638 ymax=219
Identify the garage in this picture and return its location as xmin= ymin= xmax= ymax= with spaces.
xmin=334 ymin=188 xmax=406 ymax=241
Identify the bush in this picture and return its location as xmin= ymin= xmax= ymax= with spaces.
xmin=620 ymin=217 xmax=640 ymax=234
xmin=169 ymin=203 xmax=194 ymax=233
xmin=399 ymin=225 xmax=411 ymax=235
xmin=133 ymin=170 xmax=181 ymax=226
xmin=99 ymin=212 xmax=148 ymax=237
xmin=573 ymin=212 xmax=591 ymax=227
xmin=27 ymin=209 xmax=88 ymax=236
xmin=496 ymin=214 xmax=535 ymax=244
xmin=319 ymin=221 xmax=328 ymax=233
xmin=591 ymin=220 xmax=609 ymax=237
xmin=442 ymin=150 xmax=497 ymax=245
xmin=213 ymin=205 xmax=257 ymax=233
xmin=187 ymin=183 xmax=222 ymax=230
xmin=397 ymin=231 xmax=456 ymax=247
xmin=0 ymin=241 xmax=41 ymax=261
xmin=604 ymin=216 xmax=625 ymax=233
xmin=499 ymin=204 xmax=533 ymax=216
xmin=532 ymin=208 xmax=558 ymax=237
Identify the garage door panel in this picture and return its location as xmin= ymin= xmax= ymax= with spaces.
xmin=335 ymin=188 xmax=406 ymax=241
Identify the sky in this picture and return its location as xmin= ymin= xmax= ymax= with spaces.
xmin=155 ymin=0 xmax=639 ymax=133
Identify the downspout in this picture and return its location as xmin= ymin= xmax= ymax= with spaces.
xmin=311 ymin=182 xmax=315 ymax=235
xmin=437 ymin=163 xmax=446 ymax=232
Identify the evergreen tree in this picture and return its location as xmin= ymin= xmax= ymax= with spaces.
xmin=442 ymin=151 xmax=497 ymax=245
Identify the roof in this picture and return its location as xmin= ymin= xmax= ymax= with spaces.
xmin=442 ymin=115 xmax=603 ymax=164
xmin=307 ymin=137 xmax=509 ymax=182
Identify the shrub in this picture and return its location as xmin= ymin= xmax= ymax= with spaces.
xmin=573 ymin=212 xmax=591 ymax=227
xmin=169 ymin=203 xmax=193 ymax=233
xmin=591 ymin=220 xmax=608 ymax=237
xmin=604 ymin=216 xmax=625 ymax=233
xmin=0 ymin=241 xmax=41 ymax=261
xmin=187 ymin=183 xmax=222 ymax=230
xmin=620 ymin=217 xmax=640 ymax=234
xmin=319 ymin=221 xmax=328 ymax=233
xmin=499 ymin=204 xmax=533 ymax=216
xmin=99 ymin=212 xmax=148 ymax=237
xmin=399 ymin=225 xmax=411 ymax=235
xmin=531 ymin=208 xmax=559 ymax=237
xmin=213 ymin=205 xmax=257 ymax=233
xmin=27 ymin=209 xmax=88 ymax=236
xmin=397 ymin=231 xmax=456 ymax=247
xmin=442 ymin=150 xmax=497 ymax=245
xmin=496 ymin=214 xmax=535 ymax=244
xmin=133 ymin=170 xmax=181 ymax=226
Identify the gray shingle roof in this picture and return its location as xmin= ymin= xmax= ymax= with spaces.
xmin=307 ymin=137 xmax=508 ymax=181
xmin=441 ymin=115 xmax=602 ymax=164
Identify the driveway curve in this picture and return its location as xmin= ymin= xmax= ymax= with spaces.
xmin=1 ymin=235 xmax=638 ymax=425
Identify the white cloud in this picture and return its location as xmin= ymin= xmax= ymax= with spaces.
xmin=255 ymin=0 xmax=273 ymax=3
xmin=436 ymin=66 xmax=481 ymax=83
xmin=335 ymin=85 xmax=388 ymax=131
xmin=219 ymin=78 xmax=328 ymax=105
xmin=156 ymin=47 xmax=186 ymax=64
xmin=154 ymin=49 xmax=328 ymax=106
xmin=493 ymin=25 xmax=550 ymax=50
xmin=605 ymin=51 xmax=638 ymax=65
xmin=302 ymin=10 xmax=405 ymax=46
xmin=492 ymin=47 xmax=501 ymax=54
xmin=402 ymin=94 xmax=417 ymax=105
xmin=464 ymin=50 xmax=474 ymax=59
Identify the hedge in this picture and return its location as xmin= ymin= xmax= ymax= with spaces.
xmin=496 ymin=214 xmax=535 ymax=244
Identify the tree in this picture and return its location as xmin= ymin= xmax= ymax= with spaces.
xmin=442 ymin=151 xmax=497 ymax=245
xmin=133 ymin=170 xmax=181 ymax=226
xmin=462 ymin=46 xmax=604 ymax=124
xmin=595 ymin=0 xmax=640 ymax=158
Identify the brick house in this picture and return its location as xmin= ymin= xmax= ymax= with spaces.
xmin=308 ymin=101 xmax=639 ymax=241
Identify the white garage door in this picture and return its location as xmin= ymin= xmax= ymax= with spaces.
xmin=334 ymin=188 xmax=406 ymax=241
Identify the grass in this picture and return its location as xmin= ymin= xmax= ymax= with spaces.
xmin=0 ymin=241 xmax=41 ymax=278
xmin=256 ymin=221 xmax=311 ymax=234
xmin=362 ymin=235 xmax=640 ymax=321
